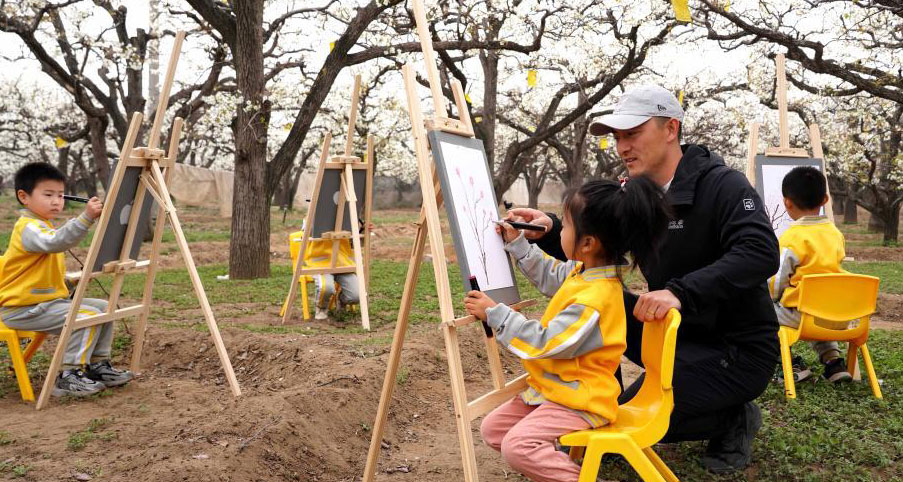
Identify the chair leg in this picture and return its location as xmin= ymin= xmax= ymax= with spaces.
xmin=643 ymin=447 xmax=680 ymax=482
xmin=301 ymin=278 xmax=310 ymax=320
xmin=778 ymin=329 xmax=797 ymax=400
xmin=22 ymin=333 xmax=46 ymax=363
xmin=5 ymin=335 xmax=35 ymax=402
xmin=858 ymin=343 xmax=883 ymax=399
xmin=621 ymin=442 xmax=667 ymax=482
xmin=846 ymin=344 xmax=862 ymax=381
xmin=576 ymin=442 xmax=605 ymax=482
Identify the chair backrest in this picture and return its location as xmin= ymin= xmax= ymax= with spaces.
xmin=798 ymin=273 xmax=879 ymax=322
xmin=639 ymin=309 xmax=682 ymax=392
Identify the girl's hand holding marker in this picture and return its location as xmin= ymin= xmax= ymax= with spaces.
xmin=493 ymin=219 xmax=548 ymax=242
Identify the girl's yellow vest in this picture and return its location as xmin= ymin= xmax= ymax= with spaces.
xmin=522 ymin=269 xmax=626 ymax=424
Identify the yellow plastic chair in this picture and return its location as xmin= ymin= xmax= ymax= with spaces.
xmin=778 ymin=273 xmax=882 ymax=400
xmin=560 ymin=309 xmax=682 ymax=482
xmin=279 ymin=231 xmax=355 ymax=321
xmin=0 ymin=316 xmax=47 ymax=402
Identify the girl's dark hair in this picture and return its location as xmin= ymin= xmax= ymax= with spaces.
xmin=562 ymin=176 xmax=672 ymax=269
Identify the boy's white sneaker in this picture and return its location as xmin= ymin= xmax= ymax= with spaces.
xmin=314 ymin=307 xmax=329 ymax=320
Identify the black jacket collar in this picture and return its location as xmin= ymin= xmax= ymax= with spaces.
xmin=668 ymin=144 xmax=725 ymax=206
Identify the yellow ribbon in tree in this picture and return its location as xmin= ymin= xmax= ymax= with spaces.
xmin=527 ymin=69 xmax=537 ymax=88
xmin=599 ymin=137 xmax=609 ymax=150
xmin=465 ymin=93 xmax=472 ymax=103
xmin=55 ymin=136 xmax=68 ymax=149
xmin=678 ymin=90 xmax=685 ymax=105
xmin=672 ymin=0 xmax=691 ymax=22
xmin=329 ymin=41 xmax=336 ymax=52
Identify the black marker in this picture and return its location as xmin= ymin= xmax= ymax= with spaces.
xmin=494 ymin=220 xmax=547 ymax=232
xmin=469 ymin=275 xmax=495 ymax=338
xmin=63 ymin=195 xmax=90 ymax=203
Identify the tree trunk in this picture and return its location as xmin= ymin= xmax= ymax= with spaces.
xmin=883 ymin=203 xmax=901 ymax=245
xmin=229 ymin=0 xmax=271 ymax=279
xmin=527 ymin=182 xmax=541 ymax=209
xmin=844 ymin=197 xmax=858 ymax=224
xmin=479 ymin=49 xmax=499 ymax=173
xmin=87 ymin=116 xmax=109 ymax=194
xmin=832 ymin=194 xmax=844 ymax=218
xmin=868 ymin=212 xmax=884 ymax=233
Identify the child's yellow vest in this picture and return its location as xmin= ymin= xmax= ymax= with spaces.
xmin=289 ymin=230 xmax=354 ymax=269
xmin=522 ymin=269 xmax=626 ymax=424
xmin=0 ymin=217 xmax=68 ymax=307
xmin=774 ymin=217 xmax=845 ymax=308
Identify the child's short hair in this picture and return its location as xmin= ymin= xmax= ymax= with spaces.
xmin=562 ymin=176 xmax=671 ymax=269
xmin=782 ymin=166 xmax=826 ymax=210
xmin=14 ymin=163 xmax=66 ymax=205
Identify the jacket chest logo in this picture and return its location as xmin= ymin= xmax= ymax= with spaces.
xmin=668 ymin=219 xmax=684 ymax=230
xmin=743 ymin=199 xmax=755 ymax=211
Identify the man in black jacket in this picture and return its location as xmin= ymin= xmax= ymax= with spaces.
xmin=507 ymin=85 xmax=780 ymax=473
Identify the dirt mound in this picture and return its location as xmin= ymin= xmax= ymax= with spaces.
xmin=0 ymin=316 xmax=542 ymax=481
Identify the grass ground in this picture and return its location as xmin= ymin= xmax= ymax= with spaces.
xmin=0 ymin=196 xmax=901 ymax=481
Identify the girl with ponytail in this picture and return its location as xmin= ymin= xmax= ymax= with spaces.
xmin=464 ymin=176 xmax=671 ymax=482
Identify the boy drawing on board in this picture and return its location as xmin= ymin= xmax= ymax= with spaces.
xmin=0 ymin=163 xmax=133 ymax=397
xmin=769 ymin=166 xmax=852 ymax=383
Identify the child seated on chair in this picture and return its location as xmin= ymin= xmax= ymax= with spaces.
xmin=769 ymin=166 xmax=851 ymax=383
xmin=296 ymin=220 xmax=362 ymax=320
xmin=463 ymin=177 xmax=670 ymax=482
xmin=0 ymin=163 xmax=133 ymax=398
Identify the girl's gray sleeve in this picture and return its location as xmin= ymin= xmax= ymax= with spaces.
xmin=21 ymin=214 xmax=94 ymax=253
xmin=505 ymin=234 xmax=577 ymax=297
xmin=484 ymin=302 xmax=604 ymax=359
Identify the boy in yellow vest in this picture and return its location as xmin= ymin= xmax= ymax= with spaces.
xmin=0 ymin=163 xmax=133 ymax=397
xmin=769 ymin=166 xmax=851 ymax=383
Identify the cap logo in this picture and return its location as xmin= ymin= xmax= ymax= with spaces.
xmin=657 ymin=104 xmax=667 ymax=112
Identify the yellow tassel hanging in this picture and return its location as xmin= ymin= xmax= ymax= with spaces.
xmin=527 ymin=69 xmax=537 ymax=88
xmin=672 ymin=0 xmax=691 ymax=22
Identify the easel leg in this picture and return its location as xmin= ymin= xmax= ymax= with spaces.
xmin=282 ymin=251 xmax=306 ymax=324
xmin=363 ymin=217 xmax=429 ymax=482
xmin=342 ymin=165 xmax=371 ymax=330
xmin=442 ymin=322 xmax=480 ymax=482
xmin=152 ymin=166 xmax=241 ymax=397
xmin=130 ymin=196 xmax=169 ymax=373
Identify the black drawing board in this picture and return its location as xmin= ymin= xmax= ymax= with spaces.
xmin=427 ymin=130 xmax=520 ymax=306
xmin=91 ymin=163 xmax=155 ymax=272
xmin=311 ymin=168 xmax=367 ymax=237
xmin=753 ymin=155 xmax=824 ymax=236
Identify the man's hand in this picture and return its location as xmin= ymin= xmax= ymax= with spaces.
xmin=634 ymin=289 xmax=681 ymax=322
xmin=464 ymin=290 xmax=498 ymax=321
xmin=85 ymin=197 xmax=103 ymax=220
xmin=504 ymin=208 xmax=552 ymax=240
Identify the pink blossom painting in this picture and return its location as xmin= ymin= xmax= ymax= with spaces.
xmin=438 ymin=141 xmax=514 ymax=292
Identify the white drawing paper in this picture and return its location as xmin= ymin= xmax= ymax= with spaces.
xmin=761 ymin=163 xmax=824 ymax=237
xmin=438 ymin=141 xmax=515 ymax=292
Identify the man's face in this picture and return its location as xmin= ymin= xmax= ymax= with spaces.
xmin=17 ymin=179 xmax=65 ymax=221
xmin=612 ymin=118 xmax=676 ymax=179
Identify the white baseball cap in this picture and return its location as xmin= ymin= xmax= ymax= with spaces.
xmin=589 ymin=85 xmax=684 ymax=136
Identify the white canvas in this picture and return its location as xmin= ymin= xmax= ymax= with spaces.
xmin=761 ymin=164 xmax=824 ymax=237
xmin=438 ymin=141 xmax=515 ymax=291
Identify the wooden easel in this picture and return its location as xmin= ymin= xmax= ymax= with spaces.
xmin=280 ymin=75 xmax=374 ymax=329
xmin=745 ymin=53 xmax=834 ymax=220
xmin=37 ymin=32 xmax=241 ymax=409
xmin=362 ymin=2 xmax=535 ymax=480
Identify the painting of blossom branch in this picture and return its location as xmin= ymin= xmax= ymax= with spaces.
xmin=438 ymin=141 xmax=514 ymax=292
